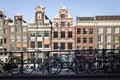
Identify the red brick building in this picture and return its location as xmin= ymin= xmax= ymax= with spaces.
xmin=51 ymin=4 xmax=76 ymax=61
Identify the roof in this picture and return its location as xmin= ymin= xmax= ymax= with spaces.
xmin=54 ymin=4 xmax=71 ymax=18
xmin=76 ymin=16 xmax=120 ymax=21
xmin=0 ymin=14 xmax=6 ymax=17
xmin=95 ymin=16 xmax=120 ymax=20
xmin=76 ymin=17 xmax=94 ymax=21
xmin=35 ymin=5 xmax=45 ymax=11
xmin=60 ymin=4 xmax=67 ymax=9
xmin=15 ymin=13 xmax=22 ymax=16
xmin=45 ymin=15 xmax=52 ymax=24
xmin=9 ymin=18 xmax=13 ymax=23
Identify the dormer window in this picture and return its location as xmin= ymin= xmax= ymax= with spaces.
xmin=16 ymin=20 xmax=21 ymax=25
xmin=61 ymin=14 xmax=65 ymax=18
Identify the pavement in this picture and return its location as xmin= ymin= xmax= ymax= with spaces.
xmin=0 ymin=69 xmax=120 ymax=80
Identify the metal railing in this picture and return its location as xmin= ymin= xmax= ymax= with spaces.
xmin=0 ymin=48 xmax=120 ymax=75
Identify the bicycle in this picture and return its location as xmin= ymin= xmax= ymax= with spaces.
xmin=87 ymin=49 xmax=100 ymax=74
xmin=108 ymin=49 xmax=120 ymax=73
xmin=87 ymin=49 xmax=120 ymax=74
xmin=23 ymin=50 xmax=60 ymax=75
xmin=54 ymin=50 xmax=88 ymax=74
xmin=0 ymin=51 xmax=22 ymax=75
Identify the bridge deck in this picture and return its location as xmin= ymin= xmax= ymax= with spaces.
xmin=0 ymin=73 xmax=120 ymax=80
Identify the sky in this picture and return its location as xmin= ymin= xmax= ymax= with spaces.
xmin=0 ymin=0 xmax=120 ymax=22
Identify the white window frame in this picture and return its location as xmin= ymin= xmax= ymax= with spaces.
xmin=10 ymin=36 xmax=15 ymax=42
xmin=98 ymin=28 xmax=103 ymax=34
xmin=106 ymin=35 xmax=111 ymax=42
xmin=106 ymin=28 xmax=111 ymax=34
xmin=97 ymin=35 xmax=103 ymax=42
xmin=114 ymin=27 xmax=119 ymax=33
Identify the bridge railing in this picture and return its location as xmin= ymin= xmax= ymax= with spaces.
xmin=0 ymin=48 xmax=120 ymax=74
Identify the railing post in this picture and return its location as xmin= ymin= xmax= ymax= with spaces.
xmin=21 ymin=52 xmax=24 ymax=75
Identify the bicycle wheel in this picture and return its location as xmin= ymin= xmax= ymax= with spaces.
xmin=43 ymin=58 xmax=59 ymax=75
xmin=0 ymin=60 xmax=4 ymax=73
xmin=54 ymin=58 xmax=63 ymax=74
xmin=87 ymin=59 xmax=99 ymax=74
xmin=9 ymin=58 xmax=21 ymax=75
xmin=108 ymin=56 xmax=120 ymax=73
xmin=22 ymin=59 xmax=35 ymax=75
xmin=73 ymin=57 xmax=87 ymax=74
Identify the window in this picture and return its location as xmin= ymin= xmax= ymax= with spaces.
xmin=68 ymin=31 xmax=72 ymax=38
xmin=10 ymin=27 xmax=14 ymax=32
xmin=97 ymin=35 xmax=103 ymax=42
xmin=44 ymin=45 xmax=49 ymax=48
xmin=44 ymin=31 xmax=49 ymax=37
xmin=4 ymin=38 xmax=7 ymax=43
xmin=89 ymin=28 xmax=93 ymax=34
xmin=37 ymin=22 xmax=42 ymax=26
xmin=61 ymin=22 xmax=65 ymax=27
xmin=16 ymin=20 xmax=21 ymax=25
xmin=0 ymin=30 xmax=2 ymax=36
xmin=56 ymin=23 xmax=58 ymax=27
xmin=61 ymin=31 xmax=65 ymax=38
xmin=30 ymin=32 xmax=35 ymax=37
xmin=22 ymin=35 xmax=27 ymax=42
xmin=61 ymin=42 xmax=65 ymax=50
xmin=89 ymin=38 xmax=93 ymax=43
xmin=83 ymin=38 xmax=87 ymax=43
xmin=106 ymin=35 xmax=111 ymax=42
xmin=114 ymin=27 xmax=119 ymax=33
xmin=10 ymin=36 xmax=15 ymax=42
xmin=37 ymin=13 xmax=42 ymax=19
xmin=16 ymin=47 xmax=20 ymax=52
xmin=106 ymin=45 xmax=111 ymax=49
xmin=38 ymin=41 xmax=42 ymax=48
xmin=77 ymin=28 xmax=81 ymax=34
xmin=114 ymin=36 xmax=118 ymax=42
xmin=83 ymin=28 xmax=87 ymax=34
xmin=89 ymin=47 xmax=93 ymax=54
xmin=0 ymin=39 xmax=2 ymax=46
xmin=106 ymin=28 xmax=111 ymax=34
xmin=4 ymin=29 xmax=7 ymax=34
xmin=16 ymin=36 xmax=21 ymax=42
xmin=10 ymin=44 xmax=14 ymax=51
xmin=68 ymin=22 xmax=70 ymax=27
xmin=61 ymin=14 xmax=65 ymax=18
xmin=77 ymin=37 xmax=81 ymax=43
xmin=98 ymin=28 xmax=103 ymax=34
xmin=37 ymin=31 xmax=42 ymax=37
xmin=0 ymin=22 xmax=2 ymax=28
xmin=54 ymin=31 xmax=58 ymax=38
xmin=68 ymin=42 xmax=72 ymax=49
xmin=31 ymin=41 xmax=35 ymax=48
xmin=83 ymin=46 xmax=87 ymax=55
xmin=23 ymin=47 xmax=27 ymax=51
xmin=53 ymin=42 xmax=58 ymax=49
xmin=23 ymin=27 xmax=27 ymax=32
xmin=4 ymin=21 xmax=7 ymax=25
xmin=16 ymin=26 xmax=21 ymax=32
xmin=113 ymin=44 xmax=119 ymax=49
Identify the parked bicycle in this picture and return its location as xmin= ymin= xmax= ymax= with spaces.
xmin=23 ymin=50 xmax=60 ymax=75
xmin=54 ymin=50 xmax=88 ymax=74
xmin=87 ymin=49 xmax=120 ymax=74
xmin=0 ymin=50 xmax=22 ymax=75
